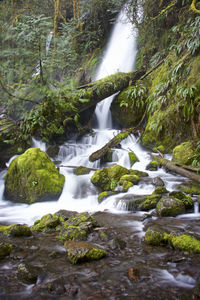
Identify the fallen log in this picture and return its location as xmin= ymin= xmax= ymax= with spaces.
xmin=151 ymin=155 xmax=200 ymax=184
xmin=89 ymin=128 xmax=134 ymax=162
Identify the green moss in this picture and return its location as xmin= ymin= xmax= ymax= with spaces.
xmin=153 ymin=186 xmax=168 ymax=194
xmin=146 ymin=160 xmax=159 ymax=171
xmin=121 ymin=181 xmax=134 ymax=192
xmin=5 ymin=148 xmax=65 ymax=204
xmin=156 ymin=197 xmax=185 ymax=217
xmin=169 ymin=191 xmax=193 ymax=209
xmin=129 ymin=169 xmax=148 ymax=177
xmin=59 ymin=225 xmax=87 ymax=242
xmin=0 ymin=243 xmax=13 ymax=259
xmin=119 ymin=174 xmax=139 ymax=184
xmin=166 ymin=234 xmax=200 ymax=253
xmin=73 ymin=166 xmax=91 ymax=175
xmin=98 ymin=191 xmax=116 ymax=203
xmin=31 ymin=214 xmax=61 ymax=232
xmin=177 ymin=181 xmax=200 ymax=195
xmin=172 ymin=142 xmax=194 ymax=165
xmin=144 ymin=227 xmax=165 ymax=246
xmin=128 ymin=152 xmax=139 ymax=167
xmin=139 ymin=194 xmax=161 ymax=210
xmin=64 ymin=241 xmax=106 ymax=264
xmin=0 ymin=224 xmax=31 ymax=237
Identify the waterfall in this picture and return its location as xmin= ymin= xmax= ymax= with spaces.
xmin=0 ymin=7 xmax=188 ymax=225
xmin=94 ymin=7 xmax=137 ymax=129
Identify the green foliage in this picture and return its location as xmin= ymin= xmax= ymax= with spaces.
xmin=191 ymin=141 xmax=200 ymax=167
xmin=121 ymin=82 xmax=147 ymax=109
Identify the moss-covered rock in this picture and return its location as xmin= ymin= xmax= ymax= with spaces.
xmin=138 ymin=194 xmax=162 ymax=210
xmin=31 ymin=214 xmax=61 ymax=232
xmin=119 ymin=174 xmax=139 ymax=184
xmin=98 ymin=191 xmax=117 ymax=203
xmin=117 ymin=193 xmax=161 ymax=211
xmin=91 ymin=164 xmax=130 ymax=191
xmin=166 ymin=234 xmax=200 ymax=253
xmin=128 ymin=152 xmax=139 ymax=167
xmin=129 ymin=169 xmax=148 ymax=177
xmin=0 ymin=224 xmax=32 ymax=237
xmin=156 ymin=197 xmax=185 ymax=217
xmin=172 ymin=141 xmax=194 ymax=165
xmin=0 ymin=243 xmax=13 ymax=259
xmin=59 ymin=212 xmax=97 ymax=242
xmin=176 ymin=181 xmax=200 ymax=195
xmin=169 ymin=191 xmax=193 ymax=209
xmin=144 ymin=226 xmax=165 ymax=246
xmin=4 ymin=148 xmax=65 ymax=204
xmin=153 ymin=186 xmax=168 ymax=195
xmin=146 ymin=160 xmax=159 ymax=171
xmin=17 ymin=263 xmax=40 ymax=284
xmin=110 ymin=87 xmax=146 ymax=127
xmin=64 ymin=241 xmax=106 ymax=264
xmin=73 ymin=166 xmax=91 ymax=175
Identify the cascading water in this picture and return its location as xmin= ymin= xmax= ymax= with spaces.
xmin=0 ymin=7 xmax=195 ymax=226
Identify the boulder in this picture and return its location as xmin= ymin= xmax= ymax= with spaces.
xmin=64 ymin=241 xmax=106 ymax=264
xmin=4 ymin=147 xmax=65 ymax=204
xmin=0 ymin=224 xmax=32 ymax=237
xmin=31 ymin=214 xmax=61 ymax=232
xmin=172 ymin=141 xmax=194 ymax=165
xmin=156 ymin=197 xmax=185 ymax=217
xmin=146 ymin=160 xmax=159 ymax=171
xmin=0 ymin=243 xmax=13 ymax=259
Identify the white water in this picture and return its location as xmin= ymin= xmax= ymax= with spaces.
xmin=0 ymin=7 xmax=189 ymax=225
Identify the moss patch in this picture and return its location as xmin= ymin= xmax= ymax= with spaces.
xmin=172 ymin=141 xmax=194 ymax=165
xmin=0 ymin=224 xmax=31 ymax=237
xmin=128 ymin=152 xmax=139 ymax=167
xmin=31 ymin=214 xmax=61 ymax=232
xmin=0 ymin=243 xmax=13 ymax=259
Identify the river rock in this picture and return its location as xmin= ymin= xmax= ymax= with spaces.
xmin=172 ymin=141 xmax=194 ymax=165
xmin=4 ymin=147 xmax=65 ymax=204
xmin=17 ymin=263 xmax=40 ymax=284
xmin=176 ymin=181 xmax=200 ymax=195
xmin=0 ymin=243 xmax=13 ymax=259
xmin=31 ymin=214 xmax=61 ymax=232
xmin=64 ymin=241 xmax=106 ymax=264
xmin=0 ymin=224 xmax=32 ymax=237
xmin=146 ymin=160 xmax=159 ymax=171
xmin=152 ymin=177 xmax=164 ymax=186
xmin=73 ymin=166 xmax=91 ymax=175
xmin=156 ymin=197 xmax=185 ymax=217
xmin=116 ymin=193 xmax=161 ymax=211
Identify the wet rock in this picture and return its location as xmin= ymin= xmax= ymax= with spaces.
xmin=4 ymin=147 xmax=65 ymax=204
xmin=55 ymin=210 xmax=77 ymax=221
xmin=119 ymin=174 xmax=139 ymax=185
xmin=108 ymin=237 xmax=126 ymax=250
xmin=46 ymin=145 xmax=60 ymax=158
xmin=59 ymin=212 xmax=98 ymax=242
xmin=128 ymin=152 xmax=139 ymax=167
xmin=169 ymin=191 xmax=194 ymax=209
xmin=0 ymin=224 xmax=32 ymax=237
xmin=152 ymin=176 xmax=164 ymax=187
xmin=144 ymin=226 xmax=166 ymax=246
xmin=172 ymin=141 xmax=194 ymax=165
xmin=146 ymin=160 xmax=159 ymax=171
xmin=176 ymin=181 xmax=200 ymax=195
xmin=64 ymin=241 xmax=106 ymax=264
xmin=166 ymin=233 xmax=200 ymax=253
xmin=17 ymin=262 xmax=40 ymax=284
xmin=156 ymin=197 xmax=185 ymax=217
xmin=31 ymin=214 xmax=61 ymax=232
xmin=98 ymin=191 xmax=118 ymax=203
xmin=117 ymin=194 xmax=161 ymax=211
xmin=153 ymin=186 xmax=168 ymax=195
xmin=0 ymin=242 xmax=13 ymax=259
xmin=74 ymin=166 xmax=91 ymax=175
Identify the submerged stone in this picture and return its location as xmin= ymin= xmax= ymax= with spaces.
xmin=64 ymin=241 xmax=106 ymax=264
xmin=0 ymin=243 xmax=13 ymax=259
xmin=4 ymin=147 xmax=65 ymax=204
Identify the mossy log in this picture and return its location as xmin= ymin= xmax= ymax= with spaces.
xmin=89 ymin=128 xmax=134 ymax=162
xmin=152 ymin=155 xmax=200 ymax=183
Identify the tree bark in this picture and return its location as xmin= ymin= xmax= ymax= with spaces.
xmin=89 ymin=128 xmax=134 ymax=162
xmin=151 ymin=155 xmax=200 ymax=183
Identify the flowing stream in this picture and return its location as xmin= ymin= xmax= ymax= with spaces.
xmin=0 ymin=7 xmax=197 ymax=226
xmin=0 ymin=7 xmax=200 ymax=298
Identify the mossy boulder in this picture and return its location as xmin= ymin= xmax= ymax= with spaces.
xmin=0 ymin=243 xmax=13 ymax=259
xmin=73 ymin=166 xmax=91 ymax=175
xmin=176 ymin=181 xmax=200 ymax=195
xmin=172 ymin=141 xmax=194 ymax=165
xmin=98 ymin=191 xmax=117 ymax=203
xmin=91 ymin=164 xmax=130 ymax=191
xmin=128 ymin=152 xmax=139 ymax=167
xmin=144 ymin=227 xmax=165 ymax=246
xmin=119 ymin=174 xmax=139 ymax=185
xmin=146 ymin=160 xmax=159 ymax=171
xmin=31 ymin=214 xmax=61 ymax=232
xmin=0 ymin=224 xmax=32 ymax=237
xmin=156 ymin=197 xmax=185 ymax=217
xmin=138 ymin=194 xmax=162 ymax=210
xmin=64 ymin=241 xmax=106 ymax=264
xmin=110 ymin=87 xmax=146 ymax=127
xmin=165 ymin=234 xmax=200 ymax=253
xmin=169 ymin=191 xmax=193 ymax=209
xmin=153 ymin=186 xmax=168 ymax=195
xmin=129 ymin=169 xmax=148 ymax=177
xmin=117 ymin=193 xmax=161 ymax=211
xmin=59 ymin=212 xmax=97 ymax=242
xmin=4 ymin=148 xmax=65 ymax=204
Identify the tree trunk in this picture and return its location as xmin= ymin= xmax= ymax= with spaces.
xmin=151 ymin=155 xmax=200 ymax=183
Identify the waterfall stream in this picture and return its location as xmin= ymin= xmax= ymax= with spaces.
xmin=0 ymin=8 xmax=197 ymax=226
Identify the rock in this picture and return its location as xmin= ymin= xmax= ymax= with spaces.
xmin=64 ymin=241 xmax=106 ymax=264
xmin=0 ymin=243 xmax=13 ymax=259
xmin=138 ymin=194 xmax=162 ymax=210
xmin=73 ymin=166 xmax=91 ymax=175
xmin=46 ymin=145 xmax=60 ymax=158
xmin=4 ymin=148 xmax=65 ymax=204
xmin=119 ymin=174 xmax=139 ymax=185
xmin=156 ymin=197 xmax=185 ymax=217
xmin=108 ymin=237 xmax=126 ymax=250
xmin=172 ymin=141 xmax=194 ymax=165
xmin=176 ymin=181 xmax=200 ymax=195
xmin=128 ymin=152 xmax=139 ymax=167
xmin=144 ymin=226 xmax=165 ymax=246
xmin=91 ymin=164 xmax=130 ymax=191
xmin=152 ymin=177 xmax=164 ymax=186
xmin=0 ymin=224 xmax=32 ymax=237
xmin=116 ymin=193 xmax=161 ymax=211
xmin=55 ymin=210 xmax=77 ymax=221
xmin=59 ymin=212 xmax=97 ymax=242
xmin=153 ymin=186 xmax=168 ymax=194
xmin=146 ymin=160 xmax=159 ymax=171
xmin=129 ymin=169 xmax=148 ymax=177
xmin=98 ymin=191 xmax=118 ymax=203
xmin=17 ymin=263 xmax=40 ymax=284
xmin=165 ymin=233 xmax=200 ymax=253
xmin=169 ymin=191 xmax=193 ymax=209
xmin=31 ymin=214 xmax=61 ymax=232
